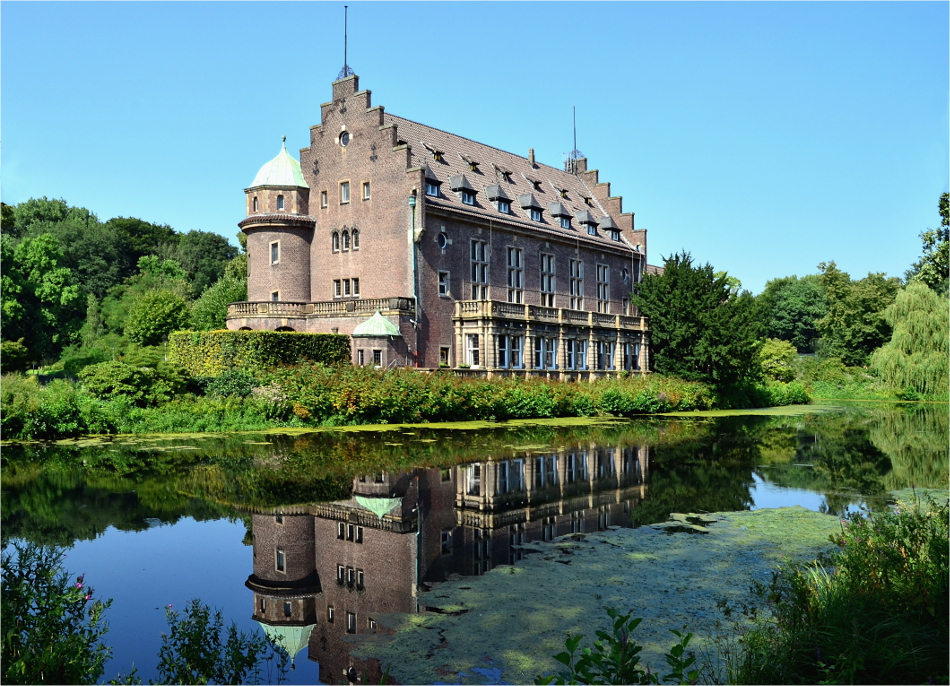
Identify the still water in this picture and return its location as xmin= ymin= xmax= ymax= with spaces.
xmin=2 ymin=402 xmax=946 ymax=684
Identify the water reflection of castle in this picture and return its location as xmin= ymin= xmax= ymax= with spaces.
xmin=245 ymin=443 xmax=649 ymax=684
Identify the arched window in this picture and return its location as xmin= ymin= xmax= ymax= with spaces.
xmin=352 ymin=229 xmax=359 ymax=251
xmin=253 ymin=197 xmax=258 ymax=212
xmin=342 ymin=230 xmax=350 ymax=252
xmin=275 ymin=326 xmax=296 ymax=332
xmin=277 ymin=195 xmax=285 ymax=210
xmin=332 ymin=232 xmax=340 ymax=253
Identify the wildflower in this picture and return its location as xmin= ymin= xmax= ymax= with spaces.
xmin=75 ymin=582 xmax=83 ymax=589
xmin=167 ymin=603 xmax=173 ymax=608
xmin=85 ymin=594 xmax=91 ymax=600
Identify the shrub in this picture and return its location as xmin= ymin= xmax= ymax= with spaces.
xmin=207 ymin=369 xmax=257 ymax=398
xmin=1 ymin=542 xmax=112 ymax=685
xmin=759 ymin=338 xmax=797 ymax=383
xmin=0 ymin=339 xmax=33 ymax=373
xmin=0 ymin=374 xmax=42 ymax=439
xmin=79 ymin=361 xmax=156 ymax=406
xmin=169 ymin=330 xmax=350 ymax=376
xmin=125 ymin=290 xmax=191 ymax=347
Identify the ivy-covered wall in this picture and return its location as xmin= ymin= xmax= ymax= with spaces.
xmin=169 ymin=330 xmax=351 ymax=376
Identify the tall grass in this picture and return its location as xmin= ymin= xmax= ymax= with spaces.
xmin=730 ymin=493 xmax=949 ymax=685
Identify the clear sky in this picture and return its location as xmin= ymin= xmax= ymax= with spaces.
xmin=3 ymin=2 xmax=947 ymax=294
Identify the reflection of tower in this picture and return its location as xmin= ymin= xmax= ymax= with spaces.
xmin=245 ymin=513 xmax=320 ymax=669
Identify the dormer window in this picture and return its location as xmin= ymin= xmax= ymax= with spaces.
xmin=576 ymin=209 xmax=599 ymax=235
xmin=531 ymin=208 xmax=542 ymax=221
xmin=461 ymin=190 xmax=476 ymax=206
xmin=450 ymin=174 xmax=477 ymax=205
xmin=519 ymin=193 xmax=543 ymax=221
xmin=277 ymin=195 xmax=284 ymax=210
xmin=499 ymin=200 xmax=510 ymax=214
xmin=426 ymin=182 xmax=440 ymax=197
xmin=588 ymin=226 xmax=597 ymax=236
xmin=611 ymin=230 xmax=621 ymax=241
xmin=561 ymin=216 xmax=571 ymax=229
xmin=486 ymin=184 xmax=511 ymax=214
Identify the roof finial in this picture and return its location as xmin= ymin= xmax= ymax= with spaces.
xmin=281 ymin=135 xmax=286 ymax=147
xmin=338 ymin=5 xmax=355 ymax=80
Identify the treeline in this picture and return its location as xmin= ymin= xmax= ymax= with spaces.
xmin=1 ymin=197 xmax=247 ymax=372
xmin=636 ymin=192 xmax=948 ymax=400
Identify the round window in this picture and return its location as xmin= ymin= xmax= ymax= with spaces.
xmin=438 ymin=233 xmax=448 ymax=249
xmin=339 ymin=131 xmax=350 ymax=147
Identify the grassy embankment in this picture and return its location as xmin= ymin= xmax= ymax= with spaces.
xmin=0 ymin=364 xmax=810 ymax=441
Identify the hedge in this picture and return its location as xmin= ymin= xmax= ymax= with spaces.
xmin=168 ymin=330 xmax=351 ymax=376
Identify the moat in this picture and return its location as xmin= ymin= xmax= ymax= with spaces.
xmin=2 ymin=402 xmax=946 ymax=684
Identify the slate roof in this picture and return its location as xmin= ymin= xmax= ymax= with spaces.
xmin=384 ymin=114 xmax=629 ymax=249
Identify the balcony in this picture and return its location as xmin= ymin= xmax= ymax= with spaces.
xmin=227 ymin=297 xmax=415 ymax=319
xmin=453 ymin=300 xmax=647 ymax=331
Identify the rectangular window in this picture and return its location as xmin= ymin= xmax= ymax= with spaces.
xmin=611 ymin=230 xmax=621 ymax=241
xmin=340 ymin=182 xmax=350 ymax=204
xmin=545 ymin=338 xmax=557 ymax=369
xmin=622 ymin=298 xmax=630 ymax=316
xmin=320 ymin=190 xmax=328 ymax=208
xmin=587 ymin=225 xmax=597 ymax=236
xmin=347 ymin=524 xmax=354 ymax=541
xmin=357 ymin=349 xmax=365 ymax=366
xmin=597 ymin=265 xmax=610 ymax=313
xmin=362 ymin=181 xmax=370 ymax=200
xmin=497 ymin=335 xmax=508 ymax=369
xmin=356 ymin=569 xmax=364 ymax=588
xmin=441 ymin=467 xmax=451 ymax=482
xmin=440 ymin=347 xmax=450 ymax=366
xmin=283 ymin=601 xmax=292 ymax=617
xmin=597 ymin=341 xmax=614 ymax=370
xmin=470 ymin=240 xmax=488 ymax=299
xmin=569 ymin=260 xmax=584 ymax=310
xmin=373 ymin=349 xmax=382 ymax=366
xmin=466 ymin=334 xmax=480 ymax=367
xmin=327 ymin=606 xmax=335 ymax=623
xmin=510 ymin=336 xmax=523 ymax=369
xmin=337 ymin=521 xmax=345 ymax=539
xmin=276 ymin=550 xmax=285 ymax=573
xmin=540 ymin=254 xmax=555 ymax=307
xmin=346 ymin=612 xmax=356 ymax=634
xmin=343 ymin=279 xmax=351 ymax=296
xmin=347 ymin=566 xmax=355 ymax=586
xmin=438 ymin=271 xmax=450 ymax=297
xmin=337 ymin=564 xmax=345 ymax=583
xmin=467 ymin=464 xmax=481 ymax=495
xmin=425 ymin=182 xmax=440 ymax=197
xmin=441 ymin=529 xmax=453 ymax=555
xmin=511 ymin=458 xmax=525 ymax=492
xmin=352 ymin=278 xmax=360 ymax=297
xmin=507 ymin=247 xmax=523 ymax=304
xmin=333 ymin=280 xmax=341 ymax=298
xmin=271 ymin=291 xmax=279 ymax=302
xmin=565 ymin=339 xmax=575 ymax=370
xmin=530 ymin=208 xmax=542 ymax=222
xmin=498 ymin=199 xmax=510 ymax=214
xmin=560 ymin=216 xmax=571 ymax=229
xmin=356 ymin=526 xmax=363 ymax=544
xmin=259 ymin=598 xmax=266 ymax=613
xmin=461 ymin=190 xmax=475 ymax=205
xmin=578 ymin=341 xmax=588 ymax=370
xmin=270 ymin=241 xmax=279 ymax=265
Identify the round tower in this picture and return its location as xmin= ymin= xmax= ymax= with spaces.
xmin=239 ymin=137 xmax=315 ymax=303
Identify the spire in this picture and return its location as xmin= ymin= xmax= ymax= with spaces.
xmin=337 ymin=5 xmax=355 ymax=79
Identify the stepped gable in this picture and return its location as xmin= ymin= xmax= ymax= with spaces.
xmin=384 ymin=114 xmax=624 ymax=248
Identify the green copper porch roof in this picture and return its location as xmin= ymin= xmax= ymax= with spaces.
xmin=352 ymin=311 xmax=400 ymax=337
xmin=249 ymin=137 xmax=308 ymax=189
xmin=257 ymin=622 xmax=314 ymax=662
xmin=355 ymin=495 xmax=402 ymax=520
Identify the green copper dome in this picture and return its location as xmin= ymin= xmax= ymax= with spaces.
xmin=352 ymin=311 xmax=400 ymax=338
xmin=257 ymin=622 xmax=314 ymax=663
xmin=249 ymin=136 xmax=308 ymax=189
xmin=355 ymin=495 xmax=402 ymax=520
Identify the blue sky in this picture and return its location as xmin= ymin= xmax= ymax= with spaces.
xmin=3 ymin=2 xmax=947 ymax=294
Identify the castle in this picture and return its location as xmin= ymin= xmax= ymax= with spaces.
xmin=227 ymin=72 xmax=655 ymax=377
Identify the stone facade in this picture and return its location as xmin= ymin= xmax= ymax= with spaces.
xmin=228 ymin=72 xmax=656 ymax=377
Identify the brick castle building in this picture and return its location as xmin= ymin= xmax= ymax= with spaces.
xmin=227 ymin=72 xmax=656 ymax=377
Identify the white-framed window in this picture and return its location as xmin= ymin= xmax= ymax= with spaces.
xmin=540 ymin=254 xmax=555 ymax=307
xmin=565 ymin=339 xmax=575 ymax=370
xmin=530 ymin=208 xmax=542 ymax=222
xmin=466 ymin=464 xmax=481 ymax=495
xmin=622 ymin=298 xmax=630 ymax=316
xmin=506 ymin=247 xmax=523 ymax=304
xmin=346 ymin=612 xmax=357 ymax=634
xmin=569 ymin=259 xmax=583 ymax=310
xmin=333 ymin=279 xmax=342 ymax=298
xmin=498 ymin=199 xmax=510 ymax=214
xmin=510 ymin=335 xmax=523 ymax=369
xmin=342 ymin=230 xmax=350 ymax=252
xmin=332 ymin=232 xmax=340 ymax=253
xmin=327 ymin=606 xmax=335 ymax=623
xmin=338 ymin=521 xmax=346 ymax=539
xmin=497 ymin=335 xmax=507 ymax=369
xmin=597 ymin=264 xmax=610 ymax=313
xmin=425 ymin=181 xmax=440 ymax=197
xmin=277 ymin=195 xmax=285 ymax=211
xmin=270 ymin=241 xmax=280 ymax=265
xmin=560 ymin=216 xmax=571 ymax=229
xmin=461 ymin=190 xmax=476 ymax=205
xmin=276 ymin=549 xmax=285 ymax=573
xmin=466 ymin=334 xmax=480 ymax=368
xmin=352 ymin=278 xmax=360 ymax=297
xmin=343 ymin=279 xmax=351 ymax=296
xmin=356 ymin=568 xmax=364 ymax=588
xmin=624 ymin=342 xmax=641 ymax=371
xmin=597 ymin=341 xmax=615 ymax=370
xmin=587 ymin=225 xmax=596 ymax=236
xmin=470 ymin=240 xmax=488 ymax=299
xmin=534 ymin=337 xmax=557 ymax=370
xmin=340 ymin=181 xmax=350 ymax=204
xmin=438 ymin=271 xmax=450 ymax=297
xmin=352 ymin=229 xmax=359 ymax=250
xmin=578 ymin=341 xmax=588 ymax=369
xmin=320 ymin=190 xmax=328 ymax=208
xmin=362 ymin=181 xmax=371 ymax=200
xmin=357 ymin=348 xmax=365 ymax=365
xmin=611 ymin=230 xmax=621 ymax=241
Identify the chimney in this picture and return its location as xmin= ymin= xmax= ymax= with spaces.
xmin=528 ymin=148 xmax=535 ymax=167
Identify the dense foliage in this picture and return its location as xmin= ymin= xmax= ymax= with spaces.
xmin=756 ymin=274 xmax=826 ymax=352
xmin=168 ymin=330 xmax=351 ymax=376
xmin=632 ymin=251 xmax=763 ymax=386
xmin=905 ymin=192 xmax=949 ymax=294
xmin=730 ymin=495 xmax=949 ymax=685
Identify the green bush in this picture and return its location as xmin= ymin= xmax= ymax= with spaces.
xmin=78 ymin=361 xmax=189 ymax=407
xmin=759 ymin=338 xmax=797 ymax=383
xmin=125 ymin=290 xmax=191 ymax=347
xmin=0 ymin=373 xmax=42 ymax=438
xmin=2 ymin=542 xmax=112 ymax=685
xmin=169 ymin=330 xmax=350 ymax=376
xmin=0 ymin=339 xmax=33 ymax=374
xmin=731 ymin=495 xmax=949 ymax=685
xmin=207 ymin=369 xmax=257 ymax=398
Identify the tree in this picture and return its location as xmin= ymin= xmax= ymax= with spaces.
xmin=160 ymin=230 xmax=240 ymax=295
xmin=100 ymin=256 xmax=190 ymax=334
xmin=191 ymin=274 xmax=247 ymax=331
xmin=759 ymin=338 xmax=798 ymax=383
xmin=869 ymin=281 xmax=949 ymax=396
xmin=1 ymin=202 xmax=16 ymax=236
xmin=632 ymin=251 xmax=763 ymax=386
xmin=125 ymin=290 xmax=191 ymax=347
xmin=816 ymin=262 xmax=901 ymax=367
xmin=757 ymin=274 xmax=827 ymax=352
xmin=1 ymin=233 xmax=84 ymax=361
xmin=105 ymin=216 xmax=177 ymax=267
xmin=906 ymin=192 xmax=949 ymax=294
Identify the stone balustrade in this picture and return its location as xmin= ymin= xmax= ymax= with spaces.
xmin=454 ymin=300 xmax=646 ymax=331
xmin=227 ymin=297 xmax=415 ymax=318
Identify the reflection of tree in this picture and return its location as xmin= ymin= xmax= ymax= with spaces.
xmin=869 ymin=404 xmax=950 ymax=491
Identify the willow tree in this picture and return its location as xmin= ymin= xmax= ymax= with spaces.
xmin=869 ymin=281 xmax=948 ymax=396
